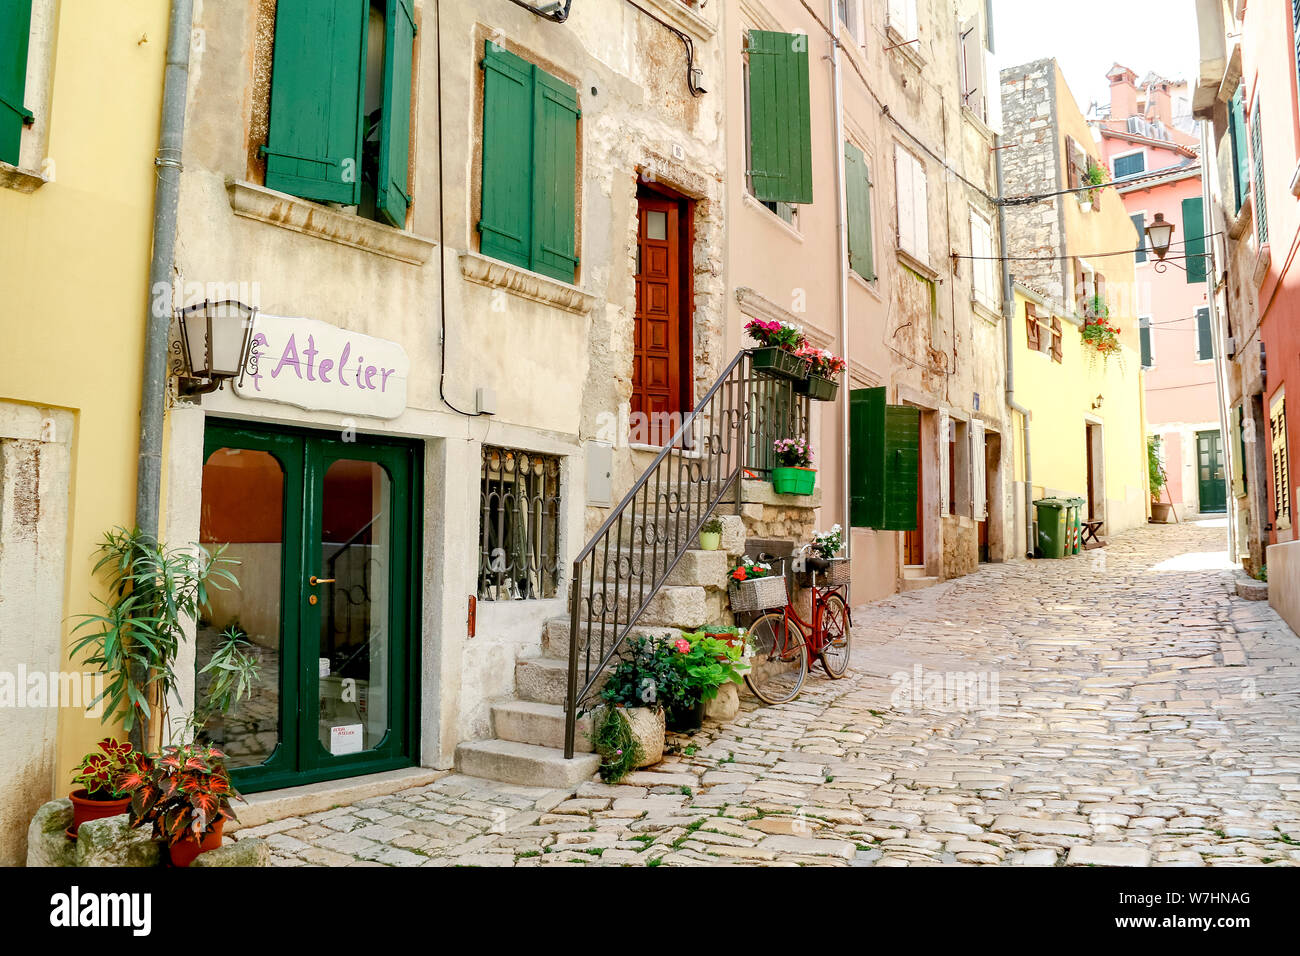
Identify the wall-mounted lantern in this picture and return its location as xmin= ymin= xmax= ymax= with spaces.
xmin=1092 ymin=394 xmax=1104 ymax=411
xmin=176 ymin=299 xmax=256 ymax=396
xmin=1145 ymin=212 xmax=1176 ymax=260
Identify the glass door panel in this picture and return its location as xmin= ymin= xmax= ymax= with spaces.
xmin=316 ymin=459 xmax=392 ymax=757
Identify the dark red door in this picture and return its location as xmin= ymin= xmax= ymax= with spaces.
xmin=633 ymin=196 xmax=682 ymax=446
xmin=904 ymin=442 xmax=924 ymax=565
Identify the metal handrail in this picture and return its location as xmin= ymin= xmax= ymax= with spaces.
xmin=562 ymin=349 xmax=810 ymax=757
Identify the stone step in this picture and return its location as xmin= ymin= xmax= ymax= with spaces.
xmin=454 ymin=739 xmax=600 ymax=789
xmin=491 ymin=700 xmax=594 ymax=752
xmin=515 ymin=656 xmax=614 ymax=704
xmin=541 ymin=618 xmax=682 ymax=659
xmin=588 ymin=547 xmax=731 ymax=590
xmin=901 ymin=575 xmax=939 ymax=592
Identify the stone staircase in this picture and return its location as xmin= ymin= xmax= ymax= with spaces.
xmin=454 ymin=544 xmax=735 ymax=788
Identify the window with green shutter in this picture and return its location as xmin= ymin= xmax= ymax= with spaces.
xmin=844 ymin=141 xmax=874 ymax=280
xmin=745 ymin=30 xmax=813 ymax=205
xmin=1251 ymin=99 xmax=1268 ymax=245
xmin=1131 ymin=212 xmax=1147 ymax=263
xmin=263 ymin=0 xmax=416 ymax=225
xmin=1182 ymin=196 xmax=1205 ymax=284
xmin=1229 ymin=86 xmax=1249 ymax=212
xmin=478 ymin=42 xmax=580 ymax=283
xmin=850 ymin=387 xmax=920 ymax=530
xmin=1139 ymin=316 xmax=1152 ymax=368
xmin=0 ymin=0 xmax=33 ymax=167
xmin=1196 ymin=307 xmax=1213 ymax=361
xmin=1113 ymin=151 xmax=1144 ymax=179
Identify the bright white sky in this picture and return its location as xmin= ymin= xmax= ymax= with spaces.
xmin=992 ymin=0 xmax=1201 ymax=112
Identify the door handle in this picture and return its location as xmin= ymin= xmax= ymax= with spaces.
xmin=309 ymin=576 xmax=336 ymax=586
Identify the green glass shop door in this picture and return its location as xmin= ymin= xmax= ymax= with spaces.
xmin=1196 ymin=429 xmax=1227 ymax=514
xmin=197 ymin=420 xmax=420 ymax=793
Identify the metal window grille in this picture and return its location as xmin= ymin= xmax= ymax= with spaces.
xmin=478 ymin=446 xmax=562 ymax=600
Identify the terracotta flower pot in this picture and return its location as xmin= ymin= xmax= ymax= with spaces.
xmin=67 ymin=789 xmax=131 ymax=838
xmin=168 ymin=818 xmax=224 ymax=868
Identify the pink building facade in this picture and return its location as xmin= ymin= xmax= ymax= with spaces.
xmin=1096 ymin=66 xmax=1222 ymax=516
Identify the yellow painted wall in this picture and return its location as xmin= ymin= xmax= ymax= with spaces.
xmin=0 ymin=2 xmax=169 ymax=786
xmin=1011 ymin=289 xmax=1150 ymax=532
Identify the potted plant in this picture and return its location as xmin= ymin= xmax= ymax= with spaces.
xmin=793 ymin=344 xmax=847 ymax=401
xmin=693 ymin=623 xmax=746 ymax=651
xmin=1078 ymin=158 xmax=1108 ymax=210
xmin=1148 ymin=436 xmax=1173 ymax=523
xmin=668 ymin=633 xmax=751 ymax=732
xmin=70 ymin=527 xmax=240 ymax=750
xmin=1080 ymin=299 xmax=1122 ymax=370
xmin=585 ymin=635 xmax=685 ymax=782
xmin=114 ymin=741 xmax=241 ymax=867
xmin=745 ymin=317 xmax=810 ymax=381
xmin=771 ymin=437 xmax=815 ymax=495
xmin=727 ymin=556 xmax=788 ymax=614
xmin=698 ymin=515 xmax=723 ymax=551
xmin=67 ymin=737 xmax=136 ymax=837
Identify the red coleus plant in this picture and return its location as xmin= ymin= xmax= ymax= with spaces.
xmin=114 ymin=742 xmax=241 ymax=847
xmin=72 ymin=737 xmax=135 ymax=799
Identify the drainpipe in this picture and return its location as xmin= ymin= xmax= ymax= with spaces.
xmin=828 ymin=0 xmax=851 ymax=562
xmin=1200 ymin=119 xmax=1236 ymax=561
xmin=135 ymin=0 xmax=194 ymax=543
xmin=994 ymin=133 xmax=1035 ymax=558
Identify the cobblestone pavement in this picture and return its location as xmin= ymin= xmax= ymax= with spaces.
xmin=255 ymin=520 xmax=1300 ymax=866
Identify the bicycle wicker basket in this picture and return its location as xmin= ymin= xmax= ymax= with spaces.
xmin=796 ymin=557 xmax=850 ymax=588
xmin=728 ymin=574 xmax=788 ymax=613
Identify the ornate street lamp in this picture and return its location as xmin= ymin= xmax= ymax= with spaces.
xmin=1145 ymin=212 xmax=1176 ymax=261
xmin=175 ymin=299 xmax=257 ymax=396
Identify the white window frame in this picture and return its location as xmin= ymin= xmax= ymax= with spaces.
xmin=887 ymin=0 xmax=918 ymax=42
xmin=969 ymin=206 xmax=997 ymax=312
xmin=836 ymin=0 xmax=861 ymax=41
xmin=895 ymin=143 xmax=929 ymax=266
xmin=1112 ymin=147 xmax=1146 ymax=180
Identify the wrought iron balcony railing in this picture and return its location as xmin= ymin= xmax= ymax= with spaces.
xmin=562 ymin=349 xmax=810 ymax=757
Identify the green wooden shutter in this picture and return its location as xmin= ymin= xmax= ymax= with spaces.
xmin=530 ymin=70 xmax=579 ymax=282
xmin=1251 ymin=102 xmax=1268 ymax=245
xmin=480 ymin=43 xmax=535 ymax=271
xmin=747 ymin=30 xmax=813 ymax=204
xmin=1196 ymin=307 xmax=1213 ymax=360
xmin=1139 ymin=317 xmax=1152 ymax=368
xmin=845 ymin=142 xmax=874 ymax=280
xmin=849 ymin=388 xmax=919 ymax=530
xmin=0 ymin=0 xmax=33 ymax=166
xmin=850 ymin=387 xmax=885 ymax=528
xmin=1131 ymin=212 xmax=1147 ymax=263
xmin=1182 ymin=196 xmax=1206 ymax=284
xmin=264 ymin=0 xmax=367 ymax=205
xmin=376 ymin=0 xmax=416 ymax=227
xmin=1230 ymin=86 xmax=1249 ymax=212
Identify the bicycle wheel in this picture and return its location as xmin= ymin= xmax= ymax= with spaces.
xmin=818 ymin=592 xmax=852 ymax=678
xmin=744 ymin=612 xmax=808 ymax=704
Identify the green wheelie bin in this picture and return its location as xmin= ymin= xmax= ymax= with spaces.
xmin=1066 ymin=497 xmax=1085 ymax=554
xmin=1034 ymin=498 xmax=1069 ymax=559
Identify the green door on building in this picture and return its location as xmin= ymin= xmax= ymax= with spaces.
xmin=197 ymin=420 xmax=421 ymax=793
xmin=1196 ymin=429 xmax=1227 ymax=514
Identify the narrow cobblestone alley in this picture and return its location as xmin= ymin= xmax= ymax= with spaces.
xmin=249 ymin=520 xmax=1300 ymax=867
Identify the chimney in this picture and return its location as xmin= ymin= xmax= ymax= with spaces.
xmin=1147 ymin=80 xmax=1172 ymax=126
xmin=1107 ymin=64 xmax=1138 ymax=120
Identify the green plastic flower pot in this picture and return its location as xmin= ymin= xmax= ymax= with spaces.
xmin=795 ymin=374 xmax=838 ymax=401
xmin=772 ymin=466 xmax=816 ymax=496
xmin=750 ymin=347 xmax=810 ymax=381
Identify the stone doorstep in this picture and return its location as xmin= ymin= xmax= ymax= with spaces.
xmin=229 ymin=767 xmax=450 ymax=832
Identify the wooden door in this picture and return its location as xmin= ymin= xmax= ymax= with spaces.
xmin=904 ymin=440 xmax=924 ymax=564
xmin=1085 ymin=425 xmax=1096 ymax=521
xmin=1197 ymin=430 xmax=1227 ymax=513
xmin=633 ymin=195 xmax=682 ymax=446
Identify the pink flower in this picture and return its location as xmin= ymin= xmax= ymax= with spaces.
xmin=674 ymin=638 xmax=691 ymax=654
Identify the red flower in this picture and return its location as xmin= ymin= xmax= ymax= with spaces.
xmin=732 ymin=568 xmax=747 ymax=581
xmin=674 ymin=638 xmax=691 ymax=654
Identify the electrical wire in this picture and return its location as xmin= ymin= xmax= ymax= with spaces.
xmin=952 ymin=231 xmax=1222 ymax=263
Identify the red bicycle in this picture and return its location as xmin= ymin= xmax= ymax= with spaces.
xmin=743 ymin=548 xmax=852 ymax=704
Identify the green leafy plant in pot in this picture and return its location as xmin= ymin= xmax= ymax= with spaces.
xmin=585 ymin=635 xmax=686 ymax=782
xmin=67 ymin=737 xmax=136 ymax=837
xmin=698 ymin=515 xmax=723 ymax=551
xmin=668 ymin=633 xmax=750 ymax=732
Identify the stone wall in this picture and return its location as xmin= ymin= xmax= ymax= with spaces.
xmin=1000 ymin=59 xmax=1066 ymax=309
xmin=942 ymin=516 xmax=980 ymax=580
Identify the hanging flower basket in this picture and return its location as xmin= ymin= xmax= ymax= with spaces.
xmin=1081 ymin=301 xmax=1122 ymax=369
xmin=746 ymin=318 xmax=809 ymax=381
xmin=727 ymin=558 xmax=787 ymax=612
xmin=791 ymin=345 xmax=846 ymax=401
